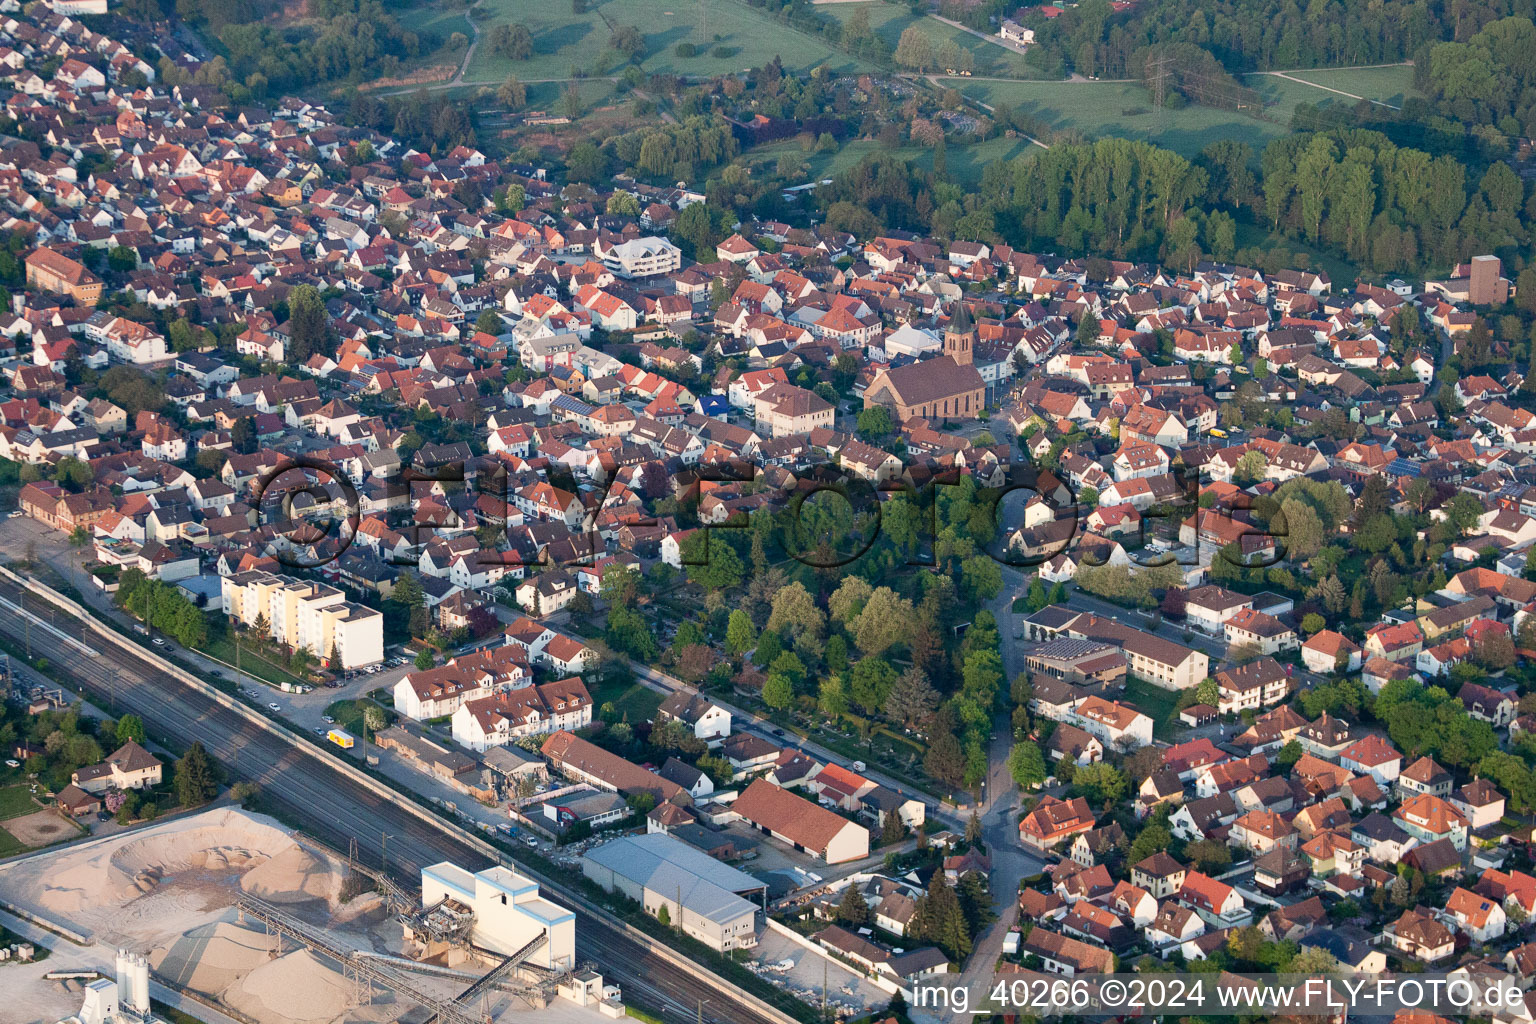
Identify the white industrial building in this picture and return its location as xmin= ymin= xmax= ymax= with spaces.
xmin=420 ymin=862 xmax=576 ymax=969
xmin=59 ymin=950 xmax=164 ymax=1024
xmin=582 ymin=833 xmax=764 ymax=952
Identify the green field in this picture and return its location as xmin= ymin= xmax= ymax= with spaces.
xmin=203 ymin=635 xmax=305 ymax=687
xmin=466 ymin=0 xmax=867 ymax=84
xmin=1273 ymin=64 xmax=1418 ymax=104
xmin=745 ymin=133 xmax=1040 ymax=184
xmin=818 ymin=3 xmax=1039 ymax=78
xmin=0 ymin=829 xmax=24 ymax=858
xmin=956 ymin=79 xmax=1287 ymax=157
xmin=0 ymin=785 xmax=36 ymax=821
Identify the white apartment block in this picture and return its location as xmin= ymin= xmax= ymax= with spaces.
xmin=220 ymin=570 xmax=383 ymax=669
xmin=599 ymin=236 xmax=682 ymax=279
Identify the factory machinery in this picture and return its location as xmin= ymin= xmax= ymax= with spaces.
xmin=236 ymin=894 xmax=570 ymax=1024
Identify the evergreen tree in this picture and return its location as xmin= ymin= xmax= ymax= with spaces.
xmin=881 ymin=811 xmax=907 ymax=845
xmin=913 ymin=872 xmax=972 ymax=960
xmin=837 ymin=884 xmax=871 ymax=926
xmin=175 ymin=742 xmax=220 ymax=808
xmin=956 ymin=871 xmax=990 ymax=935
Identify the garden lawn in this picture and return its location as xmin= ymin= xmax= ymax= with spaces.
xmin=591 ymin=679 xmax=665 ymax=724
xmin=1122 ymin=676 xmax=1183 ymax=739
xmin=0 ymin=827 xmax=25 ymax=858
xmin=0 ymin=784 xmax=36 ymax=820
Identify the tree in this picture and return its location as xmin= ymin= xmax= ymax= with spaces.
xmin=497 ymin=75 xmax=527 ymax=110
xmin=1128 ymin=820 xmax=1172 ymax=865
xmin=492 ymin=23 xmax=534 ymax=60
xmin=607 ymin=190 xmax=641 ymax=217
xmin=285 ymin=283 xmax=329 ymax=363
xmin=925 ymin=730 xmax=966 ymax=788
xmin=656 ymin=903 xmax=671 ymax=926
xmin=911 ymin=871 xmax=972 ymax=960
xmin=474 ymin=309 xmax=504 ymax=336
xmin=837 ymin=884 xmax=871 ymax=926
xmin=762 ymin=672 xmax=794 ymax=710
xmin=857 ymin=405 xmax=894 ymax=439
xmin=766 ymin=583 xmax=825 ymax=644
xmin=849 ymin=658 xmax=898 ymax=715
xmin=1073 ymin=762 xmax=1126 ymax=806
xmin=725 ymin=609 xmax=756 ymax=657
xmin=1276 ymin=739 xmax=1303 ymax=769
xmin=1287 ymin=946 xmax=1339 ymax=975
xmin=1301 ymin=612 xmax=1326 ymax=635
xmin=362 ymin=704 xmax=386 ymax=743
xmin=175 ymin=741 xmax=219 ymax=808
xmin=1193 ymin=677 xmax=1220 ymax=708
xmin=1007 ymin=741 xmax=1047 ymax=788
xmin=829 ymin=578 xmax=874 ymax=625
xmin=818 ymin=675 xmax=850 ymax=716
xmin=1186 ymin=838 xmax=1231 ymax=872
xmin=686 ymin=534 xmax=744 ymax=590
xmin=886 ymin=668 xmax=940 ymax=729
xmin=852 ymin=587 xmax=913 ymax=656
xmin=894 ymin=24 xmax=935 ymax=71
xmin=415 ymin=649 xmax=436 ymax=670
xmin=116 ymin=714 xmax=146 ymax=746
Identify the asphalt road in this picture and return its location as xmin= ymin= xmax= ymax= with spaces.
xmin=0 ymin=573 xmax=785 ymax=1024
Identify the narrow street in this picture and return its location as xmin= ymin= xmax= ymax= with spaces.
xmin=955 ymin=566 xmax=1045 ymax=991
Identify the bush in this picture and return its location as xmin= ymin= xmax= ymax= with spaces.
xmin=674 ymin=42 xmax=697 ymax=58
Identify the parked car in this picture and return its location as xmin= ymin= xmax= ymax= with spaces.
xmin=7 ymin=510 xmax=23 ymax=518
xmin=322 ymin=716 xmax=335 ymax=724
xmin=4 ymin=759 xmax=19 ymax=768
xmin=523 ymin=836 xmax=539 ymax=848
xmin=151 ymin=637 xmax=165 ymax=646
xmin=268 ymin=702 xmax=282 ymax=712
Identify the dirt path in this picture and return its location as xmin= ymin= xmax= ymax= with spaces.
xmin=449 ymin=0 xmax=485 ymax=86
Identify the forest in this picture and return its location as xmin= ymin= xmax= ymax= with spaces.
xmin=807 ymin=122 xmax=1534 ymax=277
xmin=138 ymin=0 xmax=431 ymax=94
xmin=1024 ymin=0 xmax=1534 ymax=79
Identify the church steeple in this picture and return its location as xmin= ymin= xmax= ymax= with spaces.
xmin=944 ymin=301 xmax=975 ymax=366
